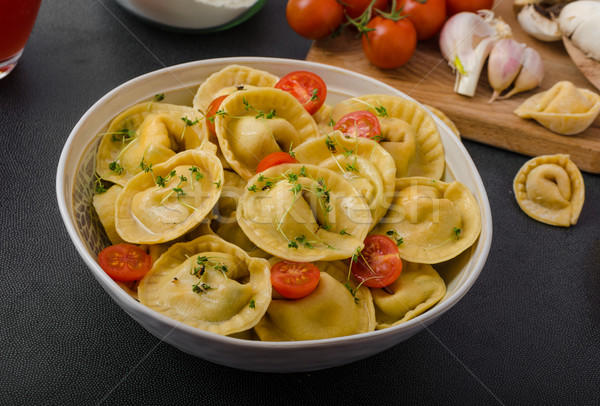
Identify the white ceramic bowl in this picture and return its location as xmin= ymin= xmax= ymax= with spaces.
xmin=56 ymin=57 xmax=492 ymax=373
xmin=114 ymin=0 xmax=267 ymax=31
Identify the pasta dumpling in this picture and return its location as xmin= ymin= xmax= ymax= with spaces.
xmin=138 ymin=235 xmax=271 ymax=336
xmin=372 ymin=261 xmax=446 ymax=329
xmin=292 ymin=132 xmax=396 ymax=228
xmin=115 ymin=148 xmax=223 ymax=244
xmin=214 ymin=88 xmax=320 ymax=180
xmin=96 ymin=104 xmax=206 ymax=186
xmin=513 ymin=154 xmax=585 ymax=227
xmin=514 ymin=81 xmax=600 ymax=135
xmin=253 ymin=260 xmax=375 ymax=341
xmin=92 ymin=184 xmax=125 ymax=245
xmin=331 ymin=94 xmax=445 ymax=179
xmin=372 ymin=177 xmax=481 ymax=264
xmin=237 ymin=163 xmax=372 ymax=262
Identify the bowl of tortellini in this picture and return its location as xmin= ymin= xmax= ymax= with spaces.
xmin=57 ymin=57 xmax=492 ymax=372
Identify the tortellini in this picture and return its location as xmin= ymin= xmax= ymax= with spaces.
xmin=331 ymin=94 xmax=445 ymax=179
xmin=138 ymin=235 xmax=271 ymax=336
xmin=372 ymin=177 xmax=481 ymax=264
xmin=514 ymin=81 xmax=600 ymax=135
xmin=254 ymin=260 xmax=375 ymax=341
xmin=513 ymin=154 xmax=585 ymax=227
xmin=96 ymin=103 xmax=206 ymax=186
xmin=236 ymin=163 xmax=372 ymax=262
xmin=214 ymin=88 xmax=320 ymax=180
xmin=115 ymin=148 xmax=223 ymax=244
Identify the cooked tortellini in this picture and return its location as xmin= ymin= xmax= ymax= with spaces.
xmin=293 ymin=132 xmax=396 ymax=228
xmin=237 ymin=163 xmax=372 ymax=262
xmin=92 ymin=184 xmax=125 ymax=245
xmin=115 ymin=148 xmax=223 ymax=244
xmin=513 ymin=154 xmax=585 ymax=227
xmin=254 ymin=260 xmax=375 ymax=341
xmin=214 ymin=88 xmax=320 ymax=180
xmin=372 ymin=261 xmax=446 ymax=329
xmin=331 ymin=94 xmax=445 ymax=179
xmin=138 ymin=235 xmax=271 ymax=336
xmin=193 ymin=64 xmax=280 ymax=113
xmin=514 ymin=81 xmax=600 ymax=135
xmin=372 ymin=177 xmax=481 ymax=264
xmin=96 ymin=103 xmax=206 ymax=186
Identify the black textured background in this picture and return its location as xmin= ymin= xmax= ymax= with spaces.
xmin=1 ymin=1 xmax=599 ymax=405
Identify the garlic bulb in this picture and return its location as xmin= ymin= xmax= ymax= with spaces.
xmin=558 ymin=1 xmax=600 ymax=61
xmin=488 ymin=39 xmax=525 ymax=103
xmin=517 ymin=5 xmax=562 ymax=42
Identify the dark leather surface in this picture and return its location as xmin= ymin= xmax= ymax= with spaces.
xmin=1 ymin=1 xmax=599 ymax=404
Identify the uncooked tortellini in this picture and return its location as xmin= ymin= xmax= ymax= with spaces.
xmin=513 ymin=154 xmax=585 ymax=227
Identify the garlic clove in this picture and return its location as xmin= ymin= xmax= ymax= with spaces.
xmin=517 ymin=5 xmax=562 ymax=42
xmin=500 ymin=47 xmax=544 ymax=100
xmin=488 ymin=39 xmax=525 ymax=103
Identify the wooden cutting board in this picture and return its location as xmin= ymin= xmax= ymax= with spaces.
xmin=306 ymin=1 xmax=600 ymax=174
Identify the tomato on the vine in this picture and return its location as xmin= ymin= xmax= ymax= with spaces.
xmin=396 ymin=0 xmax=446 ymax=40
xmin=286 ymin=0 xmax=344 ymax=40
xmin=256 ymin=152 xmax=299 ymax=173
xmin=445 ymin=0 xmax=494 ymax=16
xmin=205 ymin=94 xmax=228 ymax=136
xmin=271 ymin=261 xmax=321 ymax=299
xmin=344 ymin=0 xmax=390 ymax=19
xmin=333 ymin=111 xmax=382 ymax=141
xmin=275 ymin=70 xmax=327 ymax=115
xmin=361 ymin=16 xmax=417 ymax=69
xmin=351 ymin=235 xmax=402 ymax=288
xmin=98 ymin=243 xmax=152 ymax=282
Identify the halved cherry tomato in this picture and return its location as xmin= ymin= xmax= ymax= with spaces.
xmin=396 ymin=0 xmax=446 ymax=41
xmin=205 ymin=94 xmax=228 ymax=135
xmin=98 ymin=243 xmax=152 ymax=282
xmin=344 ymin=0 xmax=389 ymax=19
xmin=286 ymin=0 xmax=344 ymax=40
xmin=275 ymin=71 xmax=327 ymax=115
xmin=333 ymin=111 xmax=382 ymax=141
xmin=351 ymin=235 xmax=402 ymax=288
xmin=256 ymin=152 xmax=299 ymax=173
xmin=271 ymin=261 xmax=321 ymax=299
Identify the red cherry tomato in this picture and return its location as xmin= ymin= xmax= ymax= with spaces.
xmin=445 ymin=0 xmax=494 ymax=16
xmin=98 ymin=243 xmax=152 ymax=282
xmin=351 ymin=235 xmax=402 ymax=288
xmin=361 ymin=16 xmax=417 ymax=69
xmin=344 ymin=0 xmax=390 ymax=19
xmin=396 ymin=0 xmax=447 ymax=40
xmin=286 ymin=0 xmax=344 ymax=40
xmin=271 ymin=261 xmax=321 ymax=299
xmin=256 ymin=152 xmax=299 ymax=173
xmin=275 ymin=71 xmax=327 ymax=115
xmin=205 ymin=94 xmax=228 ymax=135
xmin=333 ymin=111 xmax=382 ymax=141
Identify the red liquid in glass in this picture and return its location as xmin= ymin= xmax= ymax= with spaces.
xmin=0 ymin=0 xmax=43 ymax=60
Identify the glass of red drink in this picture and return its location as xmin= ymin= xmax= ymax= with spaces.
xmin=0 ymin=0 xmax=43 ymax=79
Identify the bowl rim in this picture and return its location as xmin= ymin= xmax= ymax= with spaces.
xmin=56 ymin=56 xmax=493 ymax=349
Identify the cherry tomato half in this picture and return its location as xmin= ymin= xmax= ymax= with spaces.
xmin=275 ymin=71 xmax=327 ymax=115
xmin=286 ymin=0 xmax=344 ymax=40
xmin=333 ymin=111 xmax=382 ymax=141
xmin=351 ymin=235 xmax=402 ymax=288
xmin=361 ymin=16 xmax=417 ymax=69
xmin=98 ymin=243 xmax=152 ymax=282
xmin=256 ymin=152 xmax=299 ymax=173
xmin=271 ymin=261 xmax=321 ymax=299
xmin=205 ymin=94 xmax=228 ymax=135
xmin=397 ymin=0 xmax=446 ymax=40
xmin=344 ymin=0 xmax=390 ymax=19
xmin=445 ymin=0 xmax=494 ymax=16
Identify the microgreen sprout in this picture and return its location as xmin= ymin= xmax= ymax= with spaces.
xmin=386 ymin=230 xmax=404 ymax=246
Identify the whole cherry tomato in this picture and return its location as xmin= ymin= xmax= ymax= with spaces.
xmin=351 ymin=235 xmax=403 ymax=288
xmin=271 ymin=261 xmax=321 ymax=299
xmin=333 ymin=111 xmax=382 ymax=141
xmin=256 ymin=152 xmax=299 ymax=173
xmin=445 ymin=0 xmax=494 ymax=15
xmin=396 ymin=0 xmax=447 ymax=40
xmin=361 ymin=15 xmax=417 ymax=69
xmin=275 ymin=70 xmax=327 ymax=115
xmin=286 ymin=0 xmax=344 ymax=40
xmin=98 ymin=243 xmax=152 ymax=282
xmin=344 ymin=0 xmax=390 ymax=19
